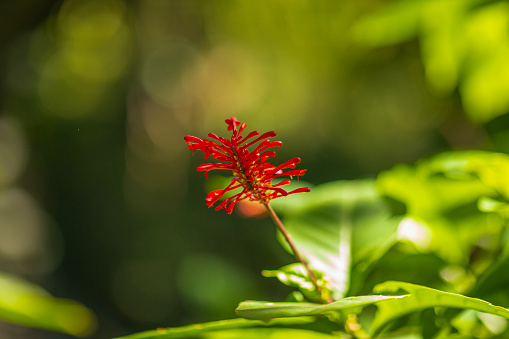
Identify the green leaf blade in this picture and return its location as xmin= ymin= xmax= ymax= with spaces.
xmin=236 ymin=295 xmax=407 ymax=321
xmin=271 ymin=179 xmax=399 ymax=300
xmin=199 ymin=328 xmax=341 ymax=339
xmin=0 ymin=272 xmax=97 ymax=337
xmin=114 ymin=317 xmax=317 ymax=339
xmin=371 ymin=281 xmax=509 ymax=336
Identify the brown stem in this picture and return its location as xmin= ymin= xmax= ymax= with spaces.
xmin=264 ymin=202 xmax=334 ymax=304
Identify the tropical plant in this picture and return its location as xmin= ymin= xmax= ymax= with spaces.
xmin=116 ymin=120 xmax=509 ymax=338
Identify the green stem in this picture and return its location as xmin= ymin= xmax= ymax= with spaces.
xmin=264 ymin=202 xmax=334 ymax=304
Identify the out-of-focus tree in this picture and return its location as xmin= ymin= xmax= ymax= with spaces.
xmin=354 ymin=0 xmax=509 ymax=124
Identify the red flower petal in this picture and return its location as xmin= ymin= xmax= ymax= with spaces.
xmin=185 ymin=118 xmax=309 ymax=213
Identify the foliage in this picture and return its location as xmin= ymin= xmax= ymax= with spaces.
xmin=121 ymin=150 xmax=509 ymax=338
xmin=353 ymin=0 xmax=509 ymax=123
xmin=114 ymin=317 xmax=318 ymax=339
xmin=269 ymin=179 xmax=400 ymax=299
xmin=0 ymin=272 xmax=96 ymax=336
xmin=4 ymin=1 xmax=509 ymax=338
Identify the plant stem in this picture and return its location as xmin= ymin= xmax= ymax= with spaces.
xmin=264 ymin=202 xmax=334 ymax=304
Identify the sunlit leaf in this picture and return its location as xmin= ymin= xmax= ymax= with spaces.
xmin=199 ymin=328 xmax=340 ymax=339
xmin=0 ymin=272 xmax=96 ymax=337
xmin=354 ymin=0 xmax=509 ymax=122
xmin=477 ymin=196 xmax=509 ymax=215
xmin=235 ymin=295 xmax=407 ymax=322
xmin=376 ymin=151 xmax=509 ymax=264
xmin=460 ymin=2 xmax=509 ymax=122
xmin=352 ymin=0 xmax=423 ymax=46
xmin=262 ymin=264 xmax=326 ymax=303
xmin=371 ymin=281 xmax=509 ymax=336
xmin=114 ymin=317 xmax=316 ymax=339
xmin=270 ymin=179 xmax=399 ymax=300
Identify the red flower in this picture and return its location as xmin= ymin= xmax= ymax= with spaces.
xmin=184 ymin=117 xmax=310 ymax=213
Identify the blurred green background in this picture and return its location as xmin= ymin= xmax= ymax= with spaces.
xmin=1 ymin=0 xmax=509 ymax=337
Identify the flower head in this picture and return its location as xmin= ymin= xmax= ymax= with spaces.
xmin=184 ymin=117 xmax=310 ymax=213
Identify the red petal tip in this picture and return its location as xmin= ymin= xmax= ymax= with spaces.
xmin=184 ymin=135 xmax=202 ymax=142
xmin=225 ymin=117 xmax=241 ymax=131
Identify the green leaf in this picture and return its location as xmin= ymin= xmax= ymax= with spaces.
xmin=271 ymin=179 xmax=399 ymax=300
xmin=477 ymin=196 xmax=509 ymax=215
xmin=262 ymin=264 xmax=327 ymax=303
xmin=470 ymin=254 xmax=509 ymax=305
xmin=371 ymin=281 xmax=509 ymax=337
xmin=262 ymin=264 xmax=315 ymax=291
xmin=235 ymin=295 xmax=407 ymax=322
xmin=354 ymin=0 xmax=509 ymax=122
xmin=376 ymin=151 xmax=509 ymax=264
xmin=198 ymin=328 xmax=341 ymax=339
xmin=114 ymin=317 xmax=316 ymax=339
xmin=0 ymin=271 xmax=96 ymax=336
xmin=352 ymin=0 xmax=424 ymax=46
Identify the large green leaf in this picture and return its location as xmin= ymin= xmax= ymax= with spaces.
xmin=114 ymin=317 xmax=316 ymax=339
xmin=270 ymin=179 xmax=399 ymax=300
xmin=235 ymin=282 xmax=509 ymax=337
xmin=0 ymin=271 xmax=96 ymax=336
xmin=197 ymin=328 xmax=340 ymax=339
xmin=235 ymin=295 xmax=407 ymax=321
xmin=371 ymin=281 xmax=509 ymax=337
